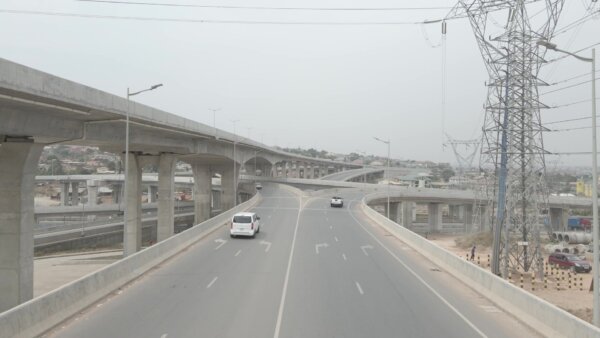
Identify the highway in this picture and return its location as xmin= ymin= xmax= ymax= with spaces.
xmin=46 ymin=184 xmax=538 ymax=338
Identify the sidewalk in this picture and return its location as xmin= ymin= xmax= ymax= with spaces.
xmin=34 ymin=251 xmax=122 ymax=297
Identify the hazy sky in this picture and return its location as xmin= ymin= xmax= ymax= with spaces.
xmin=1 ymin=1 xmax=598 ymax=167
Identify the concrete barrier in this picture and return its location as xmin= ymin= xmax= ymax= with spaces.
xmin=0 ymin=194 xmax=261 ymax=338
xmin=360 ymin=192 xmax=600 ymax=338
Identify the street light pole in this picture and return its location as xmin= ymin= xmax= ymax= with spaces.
xmin=374 ymin=137 xmax=391 ymax=218
xmin=231 ymin=119 xmax=240 ymax=207
xmin=538 ymin=40 xmax=598 ymax=326
xmin=124 ymin=83 xmax=163 ymax=257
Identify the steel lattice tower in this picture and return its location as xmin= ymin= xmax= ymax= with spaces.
xmin=448 ymin=0 xmax=565 ymax=277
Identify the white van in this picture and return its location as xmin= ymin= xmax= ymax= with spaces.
xmin=230 ymin=212 xmax=260 ymax=238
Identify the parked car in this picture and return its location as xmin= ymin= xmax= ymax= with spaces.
xmin=330 ymin=196 xmax=343 ymax=208
xmin=230 ymin=212 xmax=260 ymax=238
xmin=548 ymin=252 xmax=591 ymax=273
xmin=255 ymin=183 xmax=262 ymax=190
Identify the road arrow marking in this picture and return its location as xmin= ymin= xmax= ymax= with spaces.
xmin=214 ymin=238 xmax=227 ymax=250
xmin=315 ymin=243 xmax=329 ymax=254
xmin=261 ymin=240 xmax=272 ymax=252
xmin=360 ymin=245 xmax=374 ymax=256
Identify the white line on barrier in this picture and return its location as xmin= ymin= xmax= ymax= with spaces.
xmin=348 ymin=202 xmax=488 ymax=338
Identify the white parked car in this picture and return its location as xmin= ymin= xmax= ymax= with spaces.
xmin=230 ymin=212 xmax=260 ymax=238
xmin=330 ymin=196 xmax=344 ymax=208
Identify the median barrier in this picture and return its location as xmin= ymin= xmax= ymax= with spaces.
xmin=360 ymin=192 xmax=600 ymax=338
xmin=0 ymin=194 xmax=261 ymax=338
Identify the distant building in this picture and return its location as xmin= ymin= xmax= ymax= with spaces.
xmin=397 ymin=173 xmax=431 ymax=188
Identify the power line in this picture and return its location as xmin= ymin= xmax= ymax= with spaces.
xmin=77 ymin=0 xmax=454 ymax=11
xmin=549 ymin=98 xmax=600 ymax=109
xmin=544 ymin=115 xmax=600 ymax=125
xmin=0 ymin=9 xmax=434 ymax=25
xmin=548 ymin=70 xmax=600 ymax=86
xmin=540 ymin=76 xmax=600 ymax=95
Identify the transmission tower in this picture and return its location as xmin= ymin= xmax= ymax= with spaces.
xmin=445 ymin=134 xmax=480 ymax=175
xmin=447 ymin=0 xmax=565 ymax=278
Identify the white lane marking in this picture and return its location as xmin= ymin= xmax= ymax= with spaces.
xmin=355 ymin=281 xmax=364 ymax=295
xmin=342 ymin=253 xmax=347 ymax=261
xmin=329 ymin=226 xmax=333 ymax=230
xmin=160 ymin=334 xmax=168 ymax=338
xmin=315 ymin=243 xmax=329 ymax=254
xmin=347 ymin=202 xmax=488 ymax=338
xmin=206 ymin=277 xmax=218 ymax=289
xmin=479 ymin=305 xmax=502 ymax=313
xmin=235 ymin=249 xmax=242 ymax=257
xmin=261 ymin=240 xmax=272 ymax=252
xmin=214 ymin=238 xmax=227 ymax=250
xmin=360 ymin=245 xmax=374 ymax=256
xmin=274 ymin=196 xmax=303 ymax=338
xmin=334 ymin=236 xmax=339 ymax=242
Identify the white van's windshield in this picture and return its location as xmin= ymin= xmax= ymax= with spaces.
xmin=233 ymin=216 xmax=252 ymax=223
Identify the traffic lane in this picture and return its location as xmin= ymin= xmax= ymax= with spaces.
xmin=279 ymin=198 xmax=485 ymax=338
xmin=49 ymin=185 xmax=300 ymax=338
xmin=344 ymin=201 xmax=540 ymax=338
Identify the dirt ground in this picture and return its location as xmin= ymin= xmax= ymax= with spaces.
xmin=428 ymin=233 xmax=594 ymax=323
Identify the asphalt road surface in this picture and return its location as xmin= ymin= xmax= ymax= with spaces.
xmin=45 ymin=184 xmax=539 ymax=338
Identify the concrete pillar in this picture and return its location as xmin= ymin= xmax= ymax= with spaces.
xmin=157 ymin=154 xmax=176 ymax=242
xmin=112 ymin=183 xmax=122 ymax=204
xmin=87 ymin=180 xmax=98 ymax=206
xmin=307 ymin=163 xmax=315 ymax=179
xmin=388 ymin=202 xmax=400 ymax=223
xmin=192 ymin=161 xmax=212 ymax=225
xmin=428 ymin=203 xmax=442 ymax=232
xmin=70 ymin=182 xmax=80 ymax=206
xmin=402 ymin=202 xmax=414 ymax=228
xmin=61 ymin=182 xmax=69 ymax=206
xmin=479 ymin=205 xmax=491 ymax=231
xmin=550 ymin=207 xmax=569 ymax=232
xmin=147 ymin=185 xmax=158 ymax=203
xmin=123 ymin=153 xmax=143 ymax=257
xmin=219 ymin=163 xmax=239 ymax=211
xmin=0 ymin=142 xmax=44 ymax=311
xmin=464 ymin=204 xmax=474 ymax=233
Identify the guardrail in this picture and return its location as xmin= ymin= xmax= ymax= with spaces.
xmin=360 ymin=192 xmax=600 ymax=338
xmin=0 ymin=194 xmax=261 ymax=338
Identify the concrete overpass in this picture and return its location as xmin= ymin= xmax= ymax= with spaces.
xmin=0 ymin=57 xmax=360 ymax=312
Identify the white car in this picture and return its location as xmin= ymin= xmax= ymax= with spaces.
xmin=230 ymin=212 xmax=260 ymax=238
xmin=330 ymin=197 xmax=344 ymax=208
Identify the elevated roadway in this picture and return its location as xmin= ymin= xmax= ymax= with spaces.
xmin=46 ymin=184 xmax=537 ymax=338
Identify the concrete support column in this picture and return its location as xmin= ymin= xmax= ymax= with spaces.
xmin=61 ymin=182 xmax=69 ymax=205
xmin=157 ymin=154 xmax=176 ymax=242
xmin=428 ymin=203 xmax=443 ymax=232
xmin=464 ymin=204 xmax=474 ymax=233
xmin=147 ymin=185 xmax=158 ymax=203
xmin=219 ymin=163 xmax=239 ymax=211
xmin=192 ymin=161 xmax=212 ymax=225
xmin=402 ymin=202 xmax=414 ymax=228
xmin=123 ymin=153 xmax=142 ymax=257
xmin=0 ymin=142 xmax=44 ymax=311
xmin=549 ymin=207 xmax=569 ymax=232
xmin=87 ymin=180 xmax=98 ymax=206
xmin=480 ymin=205 xmax=491 ymax=231
xmin=112 ymin=183 xmax=122 ymax=204
xmin=307 ymin=163 xmax=315 ymax=179
xmin=388 ymin=202 xmax=400 ymax=223
xmin=70 ymin=182 xmax=80 ymax=206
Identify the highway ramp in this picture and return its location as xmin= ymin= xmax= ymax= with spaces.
xmin=47 ymin=184 xmax=538 ymax=338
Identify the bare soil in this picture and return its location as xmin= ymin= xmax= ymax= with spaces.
xmin=429 ymin=233 xmax=594 ymax=324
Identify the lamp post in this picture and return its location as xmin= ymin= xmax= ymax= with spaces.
xmin=374 ymin=137 xmax=391 ymax=218
xmin=124 ymin=83 xmax=162 ymax=256
xmin=538 ymin=40 xmax=598 ymax=325
xmin=231 ymin=119 xmax=240 ymax=207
